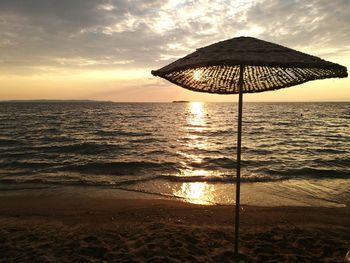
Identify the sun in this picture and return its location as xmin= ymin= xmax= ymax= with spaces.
xmin=193 ymin=69 xmax=202 ymax=81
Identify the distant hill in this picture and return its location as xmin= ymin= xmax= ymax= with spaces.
xmin=172 ymin=100 xmax=190 ymax=103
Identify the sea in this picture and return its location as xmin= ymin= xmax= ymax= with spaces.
xmin=0 ymin=101 xmax=349 ymax=207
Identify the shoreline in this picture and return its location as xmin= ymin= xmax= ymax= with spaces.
xmin=1 ymin=177 xmax=349 ymax=208
xmin=0 ymin=188 xmax=349 ymax=262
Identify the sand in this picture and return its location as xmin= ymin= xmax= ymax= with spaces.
xmin=0 ymin=190 xmax=349 ymax=263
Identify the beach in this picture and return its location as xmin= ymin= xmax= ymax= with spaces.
xmin=0 ymin=187 xmax=349 ymax=263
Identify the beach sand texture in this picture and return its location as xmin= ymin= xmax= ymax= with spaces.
xmin=0 ymin=194 xmax=349 ymax=263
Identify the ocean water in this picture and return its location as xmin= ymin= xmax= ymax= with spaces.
xmin=0 ymin=102 xmax=349 ymax=206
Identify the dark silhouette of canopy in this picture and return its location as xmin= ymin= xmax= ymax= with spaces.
xmin=152 ymin=37 xmax=347 ymax=94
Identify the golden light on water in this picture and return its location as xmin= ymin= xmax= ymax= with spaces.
xmin=186 ymin=102 xmax=207 ymax=150
xmin=179 ymin=169 xmax=210 ymax=177
xmin=189 ymin=101 xmax=204 ymax=118
xmin=174 ymin=182 xmax=214 ymax=205
xmin=187 ymin=101 xmax=205 ymax=129
xmin=173 ymin=101 xmax=214 ymax=204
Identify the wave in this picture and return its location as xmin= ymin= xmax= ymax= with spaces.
xmin=95 ymin=130 xmax=152 ymax=137
xmin=186 ymin=129 xmax=234 ymax=137
xmin=0 ymin=138 xmax=22 ymax=146
xmin=189 ymin=157 xmax=236 ymax=169
xmin=0 ymin=173 xmax=284 ymax=188
xmin=154 ymin=174 xmax=285 ymax=183
xmin=311 ymin=148 xmax=349 ymax=154
xmin=0 ymin=167 xmax=349 ymax=189
xmin=2 ymin=157 xmax=348 ymax=180
xmin=0 ymin=161 xmax=55 ymax=170
xmin=0 ymin=159 xmax=177 ymax=176
xmin=44 ymin=143 xmax=120 ymax=154
xmin=315 ymin=157 xmax=350 ymax=166
xmin=267 ymin=167 xmax=350 ymax=178
xmin=59 ymin=161 xmax=179 ymax=175
xmin=130 ymin=138 xmax=164 ymax=143
xmin=0 ymin=143 xmax=123 ymax=156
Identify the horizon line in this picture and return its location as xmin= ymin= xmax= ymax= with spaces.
xmin=0 ymin=99 xmax=349 ymax=103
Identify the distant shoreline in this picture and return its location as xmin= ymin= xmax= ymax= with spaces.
xmin=172 ymin=100 xmax=190 ymax=103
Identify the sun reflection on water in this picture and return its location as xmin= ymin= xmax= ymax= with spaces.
xmin=174 ymin=102 xmax=215 ymax=204
xmin=188 ymin=102 xmax=204 ymax=126
xmin=186 ymin=101 xmax=207 ymax=149
xmin=174 ymin=182 xmax=214 ymax=205
xmin=178 ymin=169 xmax=210 ymax=177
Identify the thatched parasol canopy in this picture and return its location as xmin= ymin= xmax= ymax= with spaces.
xmin=152 ymin=37 xmax=347 ymax=94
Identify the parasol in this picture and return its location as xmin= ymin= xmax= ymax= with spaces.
xmin=151 ymin=36 xmax=348 ymax=259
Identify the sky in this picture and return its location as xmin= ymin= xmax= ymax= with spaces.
xmin=0 ymin=0 xmax=349 ymax=102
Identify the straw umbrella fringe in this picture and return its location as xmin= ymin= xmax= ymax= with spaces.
xmin=151 ymin=36 xmax=347 ymax=260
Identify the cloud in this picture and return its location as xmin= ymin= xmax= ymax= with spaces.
xmin=0 ymin=0 xmax=349 ymax=75
xmin=243 ymin=0 xmax=350 ymax=57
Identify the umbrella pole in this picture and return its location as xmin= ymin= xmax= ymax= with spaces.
xmin=234 ymin=64 xmax=244 ymax=259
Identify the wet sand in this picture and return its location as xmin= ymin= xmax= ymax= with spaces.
xmin=0 ymin=191 xmax=349 ymax=262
